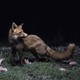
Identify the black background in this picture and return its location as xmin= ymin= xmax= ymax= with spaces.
xmin=0 ymin=1 xmax=80 ymax=46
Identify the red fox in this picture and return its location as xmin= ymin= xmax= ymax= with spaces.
xmin=9 ymin=22 xmax=75 ymax=65
xmin=9 ymin=22 xmax=27 ymax=65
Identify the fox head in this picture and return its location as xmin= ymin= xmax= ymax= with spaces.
xmin=9 ymin=22 xmax=27 ymax=40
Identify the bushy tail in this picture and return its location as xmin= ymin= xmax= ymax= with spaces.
xmin=46 ymin=43 xmax=75 ymax=59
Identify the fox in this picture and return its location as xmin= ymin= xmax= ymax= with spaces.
xmin=9 ymin=22 xmax=27 ymax=65
xmin=9 ymin=22 xmax=75 ymax=65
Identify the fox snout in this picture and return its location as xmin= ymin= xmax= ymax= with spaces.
xmin=21 ymin=32 xmax=28 ymax=38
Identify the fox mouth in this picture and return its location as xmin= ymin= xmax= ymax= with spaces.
xmin=12 ymin=33 xmax=28 ymax=40
xmin=12 ymin=35 xmax=18 ymax=40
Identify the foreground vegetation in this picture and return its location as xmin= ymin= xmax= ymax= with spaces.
xmin=0 ymin=45 xmax=80 ymax=80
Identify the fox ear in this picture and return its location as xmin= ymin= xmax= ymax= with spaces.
xmin=19 ymin=23 xmax=23 ymax=29
xmin=12 ymin=22 xmax=18 ymax=29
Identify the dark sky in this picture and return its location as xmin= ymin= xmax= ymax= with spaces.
xmin=0 ymin=1 xmax=80 ymax=45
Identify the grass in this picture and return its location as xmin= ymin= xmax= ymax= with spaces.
xmin=0 ymin=47 xmax=80 ymax=80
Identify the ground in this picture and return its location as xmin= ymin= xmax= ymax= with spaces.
xmin=0 ymin=42 xmax=80 ymax=80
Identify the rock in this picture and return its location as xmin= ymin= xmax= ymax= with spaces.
xmin=0 ymin=58 xmax=7 ymax=72
xmin=24 ymin=59 xmax=31 ymax=64
xmin=0 ymin=58 xmax=4 ymax=65
xmin=59 ymin=68 xmax=66 ymax=71
xmin=0 ymin=66 xmax=7 ymax=71
xmin=69 ymin=61 xmax=77 ymax=65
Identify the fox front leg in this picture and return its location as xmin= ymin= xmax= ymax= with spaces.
xmin=10 ymin=47 xmax=17 ymax=66
xmin=18 ymin=50 xmax=24 ymax=65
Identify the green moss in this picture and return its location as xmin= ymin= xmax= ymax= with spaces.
xmin=0 ymin=48 xmax=80 ymax=80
